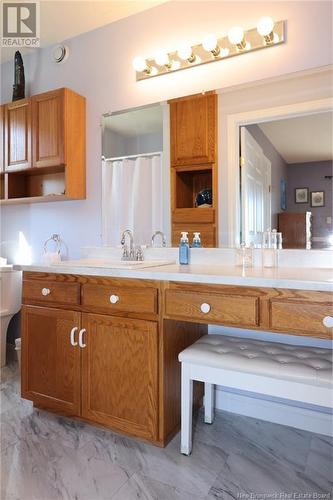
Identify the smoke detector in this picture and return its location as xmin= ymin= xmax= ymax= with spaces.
xmin=52 ymin=45 xmax=69 ymax=64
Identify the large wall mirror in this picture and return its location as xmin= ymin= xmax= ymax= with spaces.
xmin=101 ymin=85 xmax=333 ymax=250
xmin=240 ymin=111 xmax=333 ymax=249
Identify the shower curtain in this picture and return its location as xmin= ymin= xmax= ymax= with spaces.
xmin=102 ymin=154 xmax=163 ymax=246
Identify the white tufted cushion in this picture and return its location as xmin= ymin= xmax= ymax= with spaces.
xmin=179 ymin=335 xmax=333 ymax=387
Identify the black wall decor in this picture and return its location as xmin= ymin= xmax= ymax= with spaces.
xmin=12 ymin=51 xmax=25 ymax=101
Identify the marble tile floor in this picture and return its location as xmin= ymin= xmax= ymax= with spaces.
xmin=1 ymin=362 xmax=332 ymax=500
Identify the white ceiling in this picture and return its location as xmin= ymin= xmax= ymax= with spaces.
xmin=104 ymin=104 xmax=163 ymax=136
xmin=258 ymin=112 xmax=333 ymax=164
xmin=1 ymin=0 xmax=166 ymax=63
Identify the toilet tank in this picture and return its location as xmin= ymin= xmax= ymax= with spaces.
xmin=0 ymin=266 xmax=22 ymax=316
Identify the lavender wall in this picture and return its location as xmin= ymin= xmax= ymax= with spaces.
xmin=245 ymin=124 xmax=288 ymax=229
xmin=1 ymin=1 xmax=333 ymax=262
xmin=286 ymin=161 xmax=333 ymax=243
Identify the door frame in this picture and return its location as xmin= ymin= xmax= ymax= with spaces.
xmin=225 ymin=97 xmax=333 ymax=247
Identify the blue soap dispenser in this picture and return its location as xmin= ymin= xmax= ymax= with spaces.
xmin=179 ymin=232 xmax=190 ymax=265
xmin=192 ymin=232 xmax=202 ymax=248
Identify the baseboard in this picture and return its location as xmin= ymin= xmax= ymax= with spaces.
xmin=215 ymin=387 xmax=333 ymax=436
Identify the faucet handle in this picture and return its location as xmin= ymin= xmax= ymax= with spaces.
xmin=135 ymin=246 xmax=144 ymax=261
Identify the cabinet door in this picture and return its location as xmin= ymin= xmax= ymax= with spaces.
xmin=4 ymin=98 xmax=32 ymax=171
xmin=81 ymin=313 xmax=158 ymax=441
xmin=170 ymin=92 xmax=217 ymax=166
xmin=32 ymin=89 xmax=64 ymax=168
xmin=21 ymin=305 xmax=81 ymax=415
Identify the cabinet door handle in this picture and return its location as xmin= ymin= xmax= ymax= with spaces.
xmin=200 ymin=303 xmax=211 ymax=314
xmin=42 ymin=287 xmax=51 ymax=296
xmin=323 ymin=316 xmax=333 ymax=328
xmin=78 ymin=328 xmax=87 ymax=348
xmin=70 ymin=327 xmax=78 ymax=346
xmin=110 ymin=294 xmax=119 ymax=304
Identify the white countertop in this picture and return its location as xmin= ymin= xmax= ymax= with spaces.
xmin=16 ymin=263 xmax=333 ymax=292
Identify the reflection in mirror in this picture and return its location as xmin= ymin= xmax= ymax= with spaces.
xmin=101 ymin=104 xmax=168 ymax=247
xmin=240 ymin=111 xmax=333 ymax=249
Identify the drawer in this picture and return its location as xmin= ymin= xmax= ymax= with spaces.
xmin=165 ymin=289 xmax=259 ymax=327
xmin=270 ymin=301 xmax=333 ymax=339
xmin=81 ymin=284 xmax=158 ymax=315
xmin=23 ymin=279 xmax=80 ymax=306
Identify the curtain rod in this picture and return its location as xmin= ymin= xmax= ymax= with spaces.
xmin=103 ymin=151 xmax=162 ymax=162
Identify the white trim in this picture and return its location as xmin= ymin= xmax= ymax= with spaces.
xmin=226 ymin=97 xmax=333 ymax=247
xmin=215 ymin=387 xmax=333 ymax=436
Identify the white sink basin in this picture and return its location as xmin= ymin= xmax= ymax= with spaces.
xmin=52 ymin=258 xmax=175 ymax=270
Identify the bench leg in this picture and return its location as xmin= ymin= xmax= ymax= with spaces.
xmin=204 ymin=382 xmax=215 ymax=424
xmin=180 ymin=363 xmax=193 ymax=455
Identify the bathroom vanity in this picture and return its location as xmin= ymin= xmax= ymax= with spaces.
xmin=20 ymin=264 xmax=333 ymax=446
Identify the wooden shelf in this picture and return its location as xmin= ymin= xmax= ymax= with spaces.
xmin=173 ymin=167 xmax=212 ymax=209
xmin=0 ymin=194 xmax=68 ymax=205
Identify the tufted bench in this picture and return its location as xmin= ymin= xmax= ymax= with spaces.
xmin=178 ymin=334 xmax=333 ymax=455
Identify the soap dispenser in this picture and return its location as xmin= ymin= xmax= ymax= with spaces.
xmin=192 ymin=232 xmax=202 ymax=248
xmin=179 ymin=232 xmax=190 ymax=265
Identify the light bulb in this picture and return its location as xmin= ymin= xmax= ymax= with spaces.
xmin=202 ymin=34 xmax=219 ymax=53
xmin=177 ymin=43 xmax=195 ymax=62
xmin=154 ymin=51 xmax=170 ymax=67
xmin=257 ymin=16 xmax=274 ymax=37
xmin=132 ymin=56 xmax=149 ymax=73
xmin=228 ymin=26 xmax=245 ymax=46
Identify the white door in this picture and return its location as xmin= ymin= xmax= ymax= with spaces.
xmin=240 ymin=127 xmax=271 ymax=246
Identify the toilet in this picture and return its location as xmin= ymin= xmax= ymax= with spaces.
xmin=0 ymin=264 xmax=22 ymax=368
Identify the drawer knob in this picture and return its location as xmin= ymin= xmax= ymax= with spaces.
xmin=110 ymin=294 xmax=119 ymax=304
xmin=323 ymin=316 xmax=333 ymax=328
xmin=200 ymin=303 xmax=211 ymax=314
xmin=41 ymin=288 xmax=50 ymax=296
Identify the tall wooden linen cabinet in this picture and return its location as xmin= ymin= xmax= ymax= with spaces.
xmin=169 ymin=91 xmax=218 ymax=247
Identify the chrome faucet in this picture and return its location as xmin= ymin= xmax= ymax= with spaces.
xmin=120 ymin=229 xmax=144 ymax=261
xmin=151 ymin=230 xmax=167 ymax=248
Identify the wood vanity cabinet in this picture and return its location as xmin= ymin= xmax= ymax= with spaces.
xmin=22 ymin=305 xmax=81 ymax=415
xmin=21 ymin=273 xmax=205 ymax=445
xmin=1 ymin=87 xmax=85 ymax=204
xmin=22 ymin=272 xmax=332 ymax=447
xmin=81 ymin=313 xmax=158 ymax=441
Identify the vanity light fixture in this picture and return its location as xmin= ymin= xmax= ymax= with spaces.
xmin=134 ymin=18 xmax=285 ymax=81
xmin=154 ymin=51 xmax=172 ymax=70
xmin=228 ymin=26 xmax=250 ymax=51
xmin=257 ymin=16 xmax=279 ymax=44
xmin=132 ymin=56 xmax=152 ymax=74
xmin=177 ymin=43 xmax=196 ymax=63
xmin=202 ymin=34 xmax=220 ymax=57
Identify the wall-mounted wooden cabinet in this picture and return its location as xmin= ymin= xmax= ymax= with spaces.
xmin=4 ymin=98 xmax=32 ymax=172
xmin=170 ymin=92 xmax=216 ymax=166
xmin=169 ymin=92 xmax=218 ymax=247
xmin=1 ymin=87 xmax=86 ymax=204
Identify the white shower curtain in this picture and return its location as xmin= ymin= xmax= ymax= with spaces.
xmin=102 ymin=154 xmax=163 ymax=246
